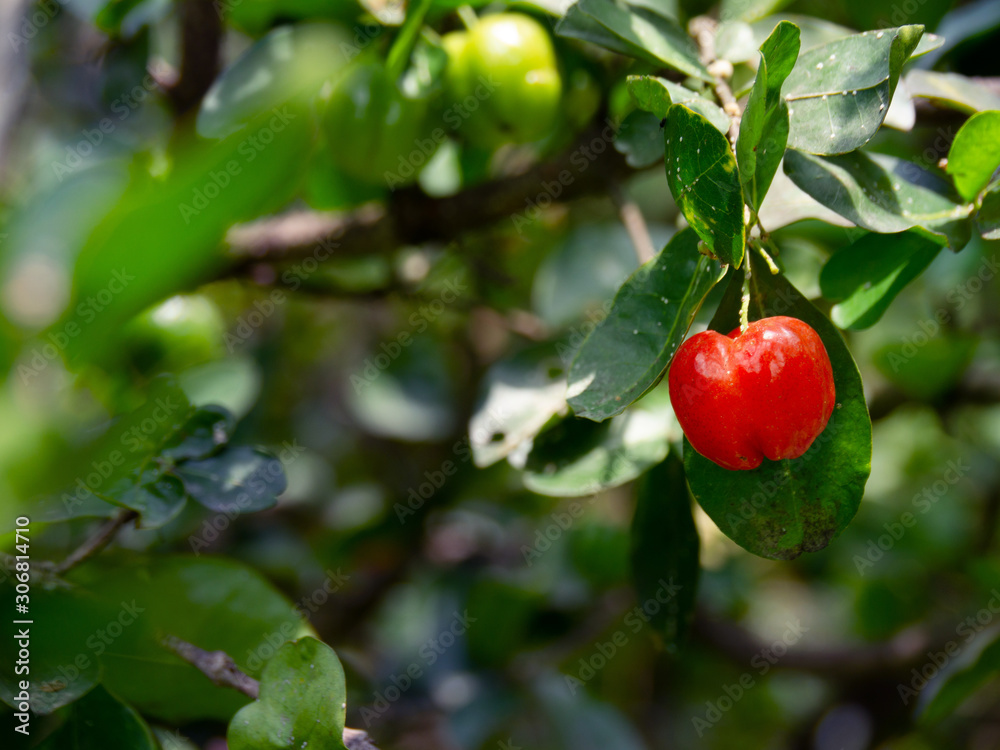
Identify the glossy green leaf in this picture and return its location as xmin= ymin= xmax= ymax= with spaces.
xmin=918 ymin=628 xmax=1000 ymax=724
xmin=160 ymin=405 xmax=236 ymax=462
xmin=630 ymin=454 xmax=699 ymax=651
xmin=820 ymin=231 xmax=943 ymax=330
xmin=470 ymin=344 xmax=567 ymax=468
xmin=784 ymin=149 xmax=974 ymax=250
xmin=665 ymin=105 xmax=746 ymax=267
xmin=722 ymin=0 xmax=792 ymax=23
xmin=946 ymin=111 xmax=1000 ymax=201
xmin=568 ymin=229 xmax=728 ymax=421
xmin=61 ymin=103 xmax=312 ymax=369
xmin=524 ymin=390 xmax=677 ymax=497
xmin=626 ymin=76 xmax=731 ymax=133
xmin=557 ymin=0 xmax=711 ymax=81
xmin=906 ymin=70 xmax=1000 ymax=114
xmin=978 ymin=178 xmax=1000 ymax=239
xmin=783 ymin=26 xmax=924 ymax=154
xmin=175 ymin=446 xmax=286 ymax=513
xmin=614 ymin=110 xmax=666 ymax=169
xmin=36 ymin=686 xmax=158 ymax=750
xmin=68 ymin=555 xmax=313 ymax=722
xmin=228 ymin=638 xmax=348 ymax=750
xmin=737 ymin=21 xmax=800 ymax=209
xmin=111 ymin=472 xmax=188 ymax=529
xmin=684 ymin=254 xmax=872 ymax=560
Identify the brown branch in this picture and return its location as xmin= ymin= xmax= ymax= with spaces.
xmin=222 ymin=122 xmax=633 ymax=273
xmin=689 ymin=16 xmax=742 ymax=146
xmin=165 ymin=0 xmax=223 ymax=116
xmin=53 ymin=510 xmax=138 ymax=575
xmin=610 ymin=182 xmax=656 ymax=263
xmin=165 ymin=636 xmax=380 ymax=749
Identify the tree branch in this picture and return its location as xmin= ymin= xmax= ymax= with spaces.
xmin=165 ymin=0 xmax=223 ymax=116
xmin=690 ymin=16 xmax=742 ymax=146
xmin=53 ymin=510 xmax=138 ymax=575
xmin=164 ymin=636 xmax=380 ymax=749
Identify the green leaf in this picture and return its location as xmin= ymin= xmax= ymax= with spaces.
xmin=626 ymin=75 xmax=731 ymax=134
xmin=783 ymin=149 xmax=974 ymax=250
xmin=0 ymin=583 xmax=102 ymax=714
xmin=568 ymin=229 xmax=728 ymax=421
xmin=60 ymin=104 xmax=312 ymax=369
xmin=721 ymin=0 xmax=792 ymax=23
xmin=665 ymin=105 xmax=746 ymax=267
xmin=36 ymin=686 xmax=158 ymax=750
xmin=736 ymin=21 xmax=800 ymax=209
xmin=557 ymin=0 xmax=711 ymax=81
xmin=524 ymin=391 xmax=677 ymax=497
xmin=918 ymin=628 xmax=1000 ymax=724
xmin=906 ymin=70 xmax=1000 ymax=114
xmin=820 ymin=231 xmax=943 ymax=330
xmin=111 ymin=471 xmax=188 ymax=529
xmin=228 ymin=638 xmax=348 ymax=750
xmin=469 ymin=344 xmax=567 ymax=468
xmin=683 ymin=254 xmax=872 ymax=560
xmin=175 ymin=446 xmax=286 ymax=513
xmin=978 ymin=178 xmax=1000 ymax=239
xmin=630 ymin=454 xmax=699 ymax=651
xmin=68 ymin=555 xmax=314 ymax=722
xmin=783 ymin=26 xmax=924 ymax=154
xmin=614 ymin=110 xmax=666 ymax=169
xmin=946 ymin=111 xmax=1000 ymax=201
xmin=160 ymin=405 xmax=236 ymax=461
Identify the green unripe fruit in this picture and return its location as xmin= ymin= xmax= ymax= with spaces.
xmin=124 ymin=295 xmax=226 ymax=375
xmin=322 ymin=62 xmax=434 ymax=186
xmin=444 ymin=14 xmax=563 ymax=148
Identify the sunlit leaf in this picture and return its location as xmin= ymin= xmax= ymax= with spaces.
xmin=946 ymin=110 xmax=1000 ymax=201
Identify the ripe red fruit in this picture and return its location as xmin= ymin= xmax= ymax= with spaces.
xmin=668 ymin=316 xmax=836 ymax=471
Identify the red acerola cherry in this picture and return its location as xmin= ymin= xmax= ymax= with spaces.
xmin=668 ymin=316 xmax=836 ymax=471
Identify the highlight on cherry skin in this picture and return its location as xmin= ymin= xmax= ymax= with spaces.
xmin=667 ymin=316 xmax=836 ymax=471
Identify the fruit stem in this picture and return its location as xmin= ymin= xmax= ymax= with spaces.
xmin=386 ymin=0 xmax=434 ymax=83
xmin=740 ymin=258 xmax=751 ymax=335
xmin=752 ymin=239 xmax=780 ymax=274
xmin=457 ymin=5 xmax=479 ymax=30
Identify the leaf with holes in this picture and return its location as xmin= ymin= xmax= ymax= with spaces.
xmin=683 ymin=253 xmax=871 ymax=560
xmin=630 ymin=454 xmax=699 ymax=651
xmin=470 ymin=344 xmax=567 ymax=468
xmin=946 ymin=110 xmax=1000 ymax=201
xmin=783 ymin=26 xmax=923 ymax=154
xmin=568 ymin=229 xmax=727 ymax=422
xmin=820 ymin=231 xmax=943 ymax=330
xmin=627 ymin=76 xmax=731 ymax=134
xmin=557 ymin=0 xmax=711 ymax=81
xmin=665 ymin=105 xmax=746 ymax=267
xmin=784 ymin=149 xmax=973 ymax=250
xmin=228 ymin=638 xmax=348 ymax=750
xmin=737 ymin=21 xmax=800 ymax=209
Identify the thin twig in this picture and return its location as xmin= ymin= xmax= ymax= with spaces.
xmin=53 ymin=510 xmax=138 ymax=575
xmin=165 ymin=636 xmax=380 ymax=749
xmin=610 ymin=182 xmax=657 ymax=264
xmin=165 ymin=0 xmax=224 ymax=116
xmin=690 ymin=16 xmax=742 ymax=147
